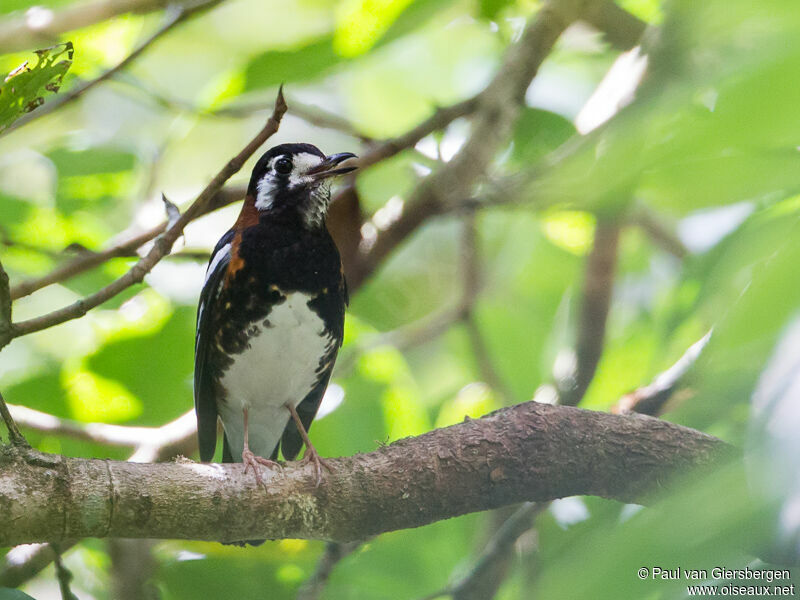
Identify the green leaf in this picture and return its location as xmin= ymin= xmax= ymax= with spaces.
xmin=477 ymin=0 xmax=515 ymax=21
xmin=243 ymin=0 xmax=456 ymax=91
xmin=48 ymin=147 xmax=136 ymax=176
xmin=0 ymin=42 xmax=73 ymax=132
xmin=511 ymin=108 xmax=576 ymax=166
xmin=243 ymin=36 xmax=339 ymax=91
xmin=334 ymin=0 xmax=417 ymax=57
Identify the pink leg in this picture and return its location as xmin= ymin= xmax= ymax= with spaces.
xmin=284 ymin=402 xmax=332 ymax=487
xmin=241 ymin=407 xmax=281 ymax=487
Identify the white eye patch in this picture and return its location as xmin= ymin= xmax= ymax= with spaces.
xmin=287 ymin=152 xmax=324 ymax=187
xmin=254 ymin=152 xmax=326 ymax=212
xmin=255 ymin=173 xmax=278 ymax=210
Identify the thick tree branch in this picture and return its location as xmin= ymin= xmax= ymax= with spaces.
xmin=3 ymin=88 xmax=286 ymax=345
xmin=0 ymin=401 xmax=731 ymax=547
xmin=0 ymin=410 xmax=195 ymax=586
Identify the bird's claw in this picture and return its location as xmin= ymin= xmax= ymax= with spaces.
xmin=299 ymin=447 xmax=333 ymax=487
xmin=242 ymin=448 xmax=281 ymax=488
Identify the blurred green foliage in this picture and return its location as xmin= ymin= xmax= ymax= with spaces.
xmin=1 ymin=0 xmax=799 ymax=598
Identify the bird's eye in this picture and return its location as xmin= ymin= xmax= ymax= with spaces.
xmin=274 ymin=157 xmax=292 ymax=174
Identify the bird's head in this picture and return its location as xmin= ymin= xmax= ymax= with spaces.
xmin=246 ymin=143 xmax=357 ymax=229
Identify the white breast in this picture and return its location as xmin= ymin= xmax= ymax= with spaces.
xmin=217 ymin=292 xmax=334 ymax=460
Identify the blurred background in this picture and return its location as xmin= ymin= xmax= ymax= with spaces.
xmin=1 ymin=0 xmax=800 ymax=598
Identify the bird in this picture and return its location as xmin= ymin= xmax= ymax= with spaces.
xmin=194 ymin=142 xmax=356 ymax=488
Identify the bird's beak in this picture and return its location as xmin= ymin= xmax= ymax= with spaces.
xmin=307 ymin=152 xmax=358 ymax=180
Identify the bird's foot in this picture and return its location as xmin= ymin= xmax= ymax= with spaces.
xmin=242 ymin=448 xmax=281 ymax=488
xmin=298 ymin=445 xmax=333 ymax=487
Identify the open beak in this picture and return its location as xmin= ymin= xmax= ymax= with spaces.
xmin=307 ymin=152 xmax=358 ymax=180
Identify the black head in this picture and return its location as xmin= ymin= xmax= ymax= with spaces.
xmin=246 ymin=143 xmax=357 ymax=228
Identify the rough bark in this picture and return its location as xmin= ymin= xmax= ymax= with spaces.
xmin=0 ymin=401 xmax=732 ymax=547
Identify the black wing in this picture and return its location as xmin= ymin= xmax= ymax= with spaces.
xmin=194 ymin=230 xmax=234 ymax=462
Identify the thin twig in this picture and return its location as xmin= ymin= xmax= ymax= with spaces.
xmin=215 ymin=95 xmax=372 ymax=142
xmin=0 ymin=257 xmax=11 ymax=348
xmin=356 ymin=96 xmax=480 ymax=170
xmin=9 ymin=185 xmax=243 ymax=301
xmin=631 ymin=204 xmax=689 ymax=259
xmin=351 ymin=0 xmax=585 ymax=290
xmin=452 ymin=503 xmax=546 ymax=600
xmin=0 ymin=391 xmax=28 ymax=447
xmin=5 ymin=87 xmax=287 ymax=343
xmin=110 ymin=73 xmax=371 ymax=140
xmin=9 ymin=92 xmax=475 ymax=301
xmin=52 ymin=544 xmax=79 ymax=600
xmin=3 ymin=0 xmax=222 ymax=137
xmin=581 ymin=0 xmax=648 ymax=50
xmin=0 ymin=260 xmax=27 ymax=444
xmin=296 ymin=541 xmax=364 ymax=600
xmin=0 ymin=542 xmax=76 ymax=588
xmin=557 ymin=221 xmax=620 ymax=406
xmin=419 ymin=503 xmax=547 ymax=600
xmin=7 ymin=404 xmax=196 ymax=455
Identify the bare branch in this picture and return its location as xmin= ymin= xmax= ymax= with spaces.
xmin=0 ymin=261 xmax=26 ymax=445
xmin=9 ymin=185 xmax=243 ymax=302
xmin=450 ymin=503 xmax=546 ymax=600
xmin=0 ymin=542 xmax=76 ymax=588
xmin=213 ymin=95 xmax=372 ymax=142
xmin=0 ymin=401 xmax=732 ymax=547
xmin=52 ymin=545 xmax=78 ymax=600
xmin=4 ymin=88 xmax=287 ymax=344
xmin=581 ymin=0 xmax=648 ymax=50
xmin=350 ymin=0 xmax=586 ymax=290
xmin=356 ymin=97 xmax=480 ymax=171
xmin=0 ymin=394 xmax=27 ymax=447
xmin=558 ymin=222 xmax=620 ymax=406
xmin=7 ymin=404 xmax=196 ymax=456
xmin=0 ymin=259 xmax=11 ymax=351
xmin=0 ymin=408 xmax=196 ymax=587
xmin=631 ymin=205 xmax=689 ymax=259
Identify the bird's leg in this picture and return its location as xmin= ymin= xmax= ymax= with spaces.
xmin=241 ymin=406 xmax=281 ymax=487
xmin=284 ymin=402 xmax=332 ymax=487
